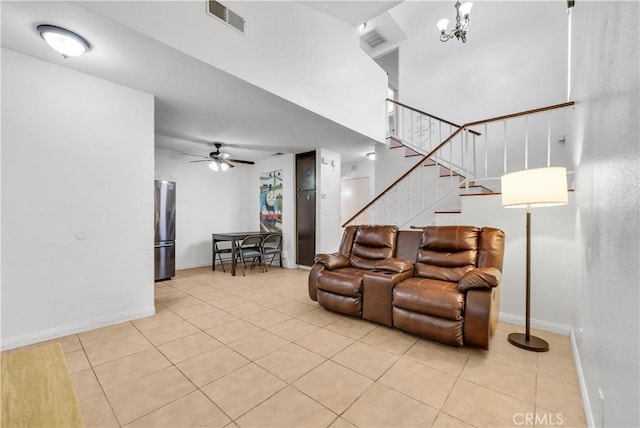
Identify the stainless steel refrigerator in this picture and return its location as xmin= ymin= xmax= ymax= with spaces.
xmin=154 ymin=180 xmax=176 ymax=281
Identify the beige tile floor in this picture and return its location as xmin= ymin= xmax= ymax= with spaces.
xmin=14 ymin=267 xmax=587 ymax=427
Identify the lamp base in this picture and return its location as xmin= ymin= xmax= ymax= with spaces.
xmin=507 ymin=333 xmax=549 ymax=352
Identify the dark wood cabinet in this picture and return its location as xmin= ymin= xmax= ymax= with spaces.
xmin=296 ymin=151 xmax=316 ymax=266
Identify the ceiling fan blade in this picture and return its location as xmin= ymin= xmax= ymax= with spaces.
xmin=188 ymin=160 xmax=212 ymax=163
xmin=222 ymin=159 xmax=235 ymax=168
xmin=227 ymin=158 xmax=255 ymax=165
xmin=181 ymin=152 xmax=210 ymax=159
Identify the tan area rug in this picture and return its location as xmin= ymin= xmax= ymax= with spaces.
xmin=1 ymin=343 xmax=84 ymax=427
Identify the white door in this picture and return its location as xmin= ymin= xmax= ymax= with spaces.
xmin=341 ymin=177 xmax=371 ymax=227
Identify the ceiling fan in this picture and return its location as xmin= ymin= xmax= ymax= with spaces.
xmin=181 ymin=143 xmax=255 ymax=172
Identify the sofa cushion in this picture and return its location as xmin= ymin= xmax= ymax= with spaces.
xmin=414 ymin=226 xmax=479 ymax=281
xmin=350 ymin=225 xmax=398 ymax=269
xmin=317 ymin=268 xmax=366 ymax=297
xmin=393 ymin=277 xmax=465 ymax=321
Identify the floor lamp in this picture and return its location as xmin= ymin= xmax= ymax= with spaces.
xmin=501 ymin=167 xmax=568 ymax=352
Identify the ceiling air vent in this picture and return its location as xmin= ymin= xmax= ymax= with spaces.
xmin=207 ymin=1 xmax=245 ymax=33
xmin=361 ymin=28 xmax=387 ymax=49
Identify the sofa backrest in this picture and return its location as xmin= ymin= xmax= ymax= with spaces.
xmin=336 ymin=225 xmax=505 ymax=275
xmin=339 ymin=225 xmax=359 ymax=257
xmin=477 ymin=227 xmax=506 ymax=270
xmin=349 ymin=225 xmax=398 ymax=269
xmin=396 ymin=230 xmax=422 ymax=262
xmin=414 ymin=226 xmax=480 ymax=282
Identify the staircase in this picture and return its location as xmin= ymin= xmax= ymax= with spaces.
xmin=343 ymin=100 xmax=575 ymax=228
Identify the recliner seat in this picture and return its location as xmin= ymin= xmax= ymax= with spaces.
xmin=313 ymin=225 xmax=400 ymax=317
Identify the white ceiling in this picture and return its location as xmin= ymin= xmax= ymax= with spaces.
xmin=1 ymin=1 xmax=392 ymax=164
xmin=301 ymin=1 xmax=402 ymax=26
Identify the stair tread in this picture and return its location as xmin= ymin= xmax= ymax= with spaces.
xmin=404 ymin=147 xmax=421 ymax=157
xmin=387 ymin=136 xmax=403 ymax=148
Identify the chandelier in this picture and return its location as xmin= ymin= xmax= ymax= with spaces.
xmin=437 ymin=1 xmax=473 ymax=43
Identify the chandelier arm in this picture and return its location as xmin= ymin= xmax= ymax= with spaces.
xmin=437 ymin=0 xmax=471 ymax=43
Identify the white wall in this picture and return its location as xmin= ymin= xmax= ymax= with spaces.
xmin=85 ymin=1 xmax=388 ymax=143
xmin=316 ymin=149 xmax=342 ymax=253
xmin=437 ymin=193 xmax=575 ymax=333
xmin=374 ymin=143 xmax=420 ymax=194
xmin=569 ymin=2 xmax=640 ymax=427
xmin=154 ymin=148 xmax=252 ymax=270
xmin=399 ymin=1 xmax=568 ymax=124
xmin=251 ymin=155 xmax=296 ymax=268
xmin=342 ymin=158 xmax=375 ymax=185
xmin=1 ymin=49 xmax=155 ymax=349
xmin=341 ymin=158 xmax=375 ymax=226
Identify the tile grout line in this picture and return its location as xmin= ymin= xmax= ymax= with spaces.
xmin=63 ymin=267 xmax=584 ymax=428
xmin=139 ymin=276 xmax=325 ymax=426
xmin=76 ymin=331 xmax=125 ymax=427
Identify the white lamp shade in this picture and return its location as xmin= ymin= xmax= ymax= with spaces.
xmin=501 ymin=167 xmax=568 ymax=208
xmin=437 ymin=18 xmax=450 ymax=32
xmin=209 ymin=161 xmax=220 ymax=172
xmin=459 ymin=2 xmax=473 ymax=16
xmin=220 ymin=162 xmax=230 ymax=171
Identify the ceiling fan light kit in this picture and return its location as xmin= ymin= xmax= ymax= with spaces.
xmin=209 ymin=160 xmax=230 ymax=172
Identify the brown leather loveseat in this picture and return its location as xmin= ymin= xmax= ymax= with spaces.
xmin=308 ymin=225 xmax=505 ymax=349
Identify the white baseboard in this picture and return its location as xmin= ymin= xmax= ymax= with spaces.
xmin=0 ymin=307 xmax=156 ymax=351
xmin=570 ymin=328 xmax=595 ymax=428
xmin=498 ymin=312 xmax=572 ymax=335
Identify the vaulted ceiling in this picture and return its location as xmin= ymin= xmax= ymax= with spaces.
xmin=2 ymin=1 xmax=401 ymax=164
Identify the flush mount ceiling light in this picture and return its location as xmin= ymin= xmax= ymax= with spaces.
xmin=37 ymin=24 xmax=90 ymax=58
xmin=437 ymin=1 xmax=473 ymax=43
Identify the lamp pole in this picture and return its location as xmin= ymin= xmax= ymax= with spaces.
xmin=507 ymin=204 xmax=549 ymax=352
xmin=525 ymin=205 xmax=531 ymax=340
xmin=502 ymin=166 xmax=567 ymax=352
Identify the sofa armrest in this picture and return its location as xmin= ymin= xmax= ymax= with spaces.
xmin=459 ymin=267 xmax=502 ymax=292
xmin=308 ymin=263 xmax=325 ymax=301
xmin=463 ymin=288 xmax=500 ymax=350
xmin=314 ymin=253 xmax=350 ymax=270
xmin=374 ymin=258 xmax=414 ymax=273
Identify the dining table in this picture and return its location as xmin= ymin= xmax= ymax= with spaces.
xmin=212 ymin=231 xmax=278 ymax=276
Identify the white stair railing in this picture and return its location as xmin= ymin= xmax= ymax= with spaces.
xmin=343 ymin=101 xmax=575 ymax=228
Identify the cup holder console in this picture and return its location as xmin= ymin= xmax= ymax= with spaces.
xmin=369 ymin=270 xmax=394 ymax=275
